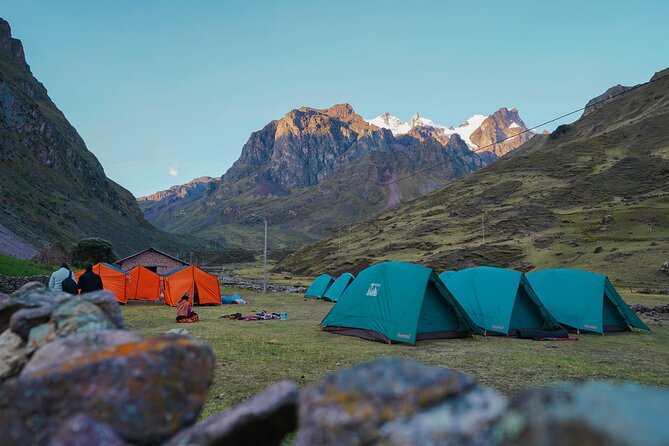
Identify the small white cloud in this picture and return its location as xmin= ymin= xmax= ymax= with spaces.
xmin=168 ymin=165 xmax=179 ymax=176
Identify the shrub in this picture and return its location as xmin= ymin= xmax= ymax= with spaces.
xmin=71 ymin=238 xmax=116 ymax=267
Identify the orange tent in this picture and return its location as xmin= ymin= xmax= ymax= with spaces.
xmin=163 ymin=265 xmax=221 ymax=306
xmin=127 ymin=266 xmax=161 ymax=301
xmin=74 ymin=263 xmax=128 ymax=304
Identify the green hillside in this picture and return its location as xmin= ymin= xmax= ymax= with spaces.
xmin=278 ymin=68 xmax=669 ymax=288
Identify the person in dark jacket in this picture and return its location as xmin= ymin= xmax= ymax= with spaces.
xmin=77 ymin=264 xmax=104 ymax=294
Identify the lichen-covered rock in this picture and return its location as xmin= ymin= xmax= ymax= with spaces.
xmin=295 ymin=357 xmax=506 ymax=446
xmin=9 ymin=305 xmax=53 ymax=340
xmin=0 ymin=329 xmax=26 ymax=380
xmin=47 ymin=414 xmax=127 ymax=446
xmin=494 ymin=381 xmax=669 ymax=446
xmin=165 ymin=380 xmax=298 ymax=446
xmin=80 ymin=291 xmax=125 ymax=329
xmin=0 ymin=336 xmax=215 ymax=446
xmin=25 ymin=298 xmax=119 ymax=353
xmin=22 ymin=329 xmax=142 ymax=377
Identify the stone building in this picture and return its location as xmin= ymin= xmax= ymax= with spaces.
xmin=115 ymin=248 xmax=188 ymax=275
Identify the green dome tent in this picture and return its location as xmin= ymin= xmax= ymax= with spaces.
xmin=321 ymin=262 xmax=481 ymax=344
xmin=323 ymin=272 xmax=355 ymax=302
xmin=440 ymin=267 xmax=563 ymax=336
xmin=304 ymin=274 xmax=335 ymax=299
xmin=526 ymin=269 xmax=649 ymax=334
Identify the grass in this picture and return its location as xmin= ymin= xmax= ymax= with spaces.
xmin=0 ymin=254 xmax=55 ymax=277
xmin=122 ymin=288 xmax=669 ymax=420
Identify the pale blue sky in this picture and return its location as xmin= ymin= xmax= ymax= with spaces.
xmin=3 ymin=1 xmax=668 ymax=196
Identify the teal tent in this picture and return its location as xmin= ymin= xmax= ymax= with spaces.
xmin=527 ymin=269 xmax=649 ymax=333
xmin=441 ymin=267 xmax=563 ymax=336
xmin=323 ymin=273 xmax=355 ymax=302
xmin=321 ymin=262 xmax=481 ymax=344
xmin=304 ymin=274 xmax=334 ymax=299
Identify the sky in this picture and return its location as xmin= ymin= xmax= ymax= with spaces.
xmin=3 ymin=0 xmax=669 ymax=197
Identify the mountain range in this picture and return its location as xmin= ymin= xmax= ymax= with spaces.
xmin=278 ymin=68 xmax=669 ymax=287
xmin=139 ymin=104 xmax=534 ymax=249
xmin=0 ymin=18 xmax=190 ymax=259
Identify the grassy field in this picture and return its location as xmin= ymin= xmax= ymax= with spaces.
xmin=122 ymin=287 xmax=669 ymax=419
xmin=0 ymin=254 xmax=55 ymax=277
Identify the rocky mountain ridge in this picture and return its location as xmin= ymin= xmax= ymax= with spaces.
xmin=277 ymin=67 xmax=669 ymax=288
xmin=0 ymin=18 xmax=186 ymax=258
xmin=139 ymin=103 xmax=534 ymax=249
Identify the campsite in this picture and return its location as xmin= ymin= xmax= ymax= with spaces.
xmin=2 ymin=3 xmax=669 ymax=444
xmin=120 ymin=278 xmax=669 ymax=418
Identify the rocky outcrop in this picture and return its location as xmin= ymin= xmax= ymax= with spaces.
xmin=0 ymin=19 xmax=27 ymax=69
xmin=224 ymin=103 xmax=393 ymax=189
xmin=137 ymin=176 xmax=215 ymax=204
xmin=470 ymin=107 xmax=534 ymax=159
xmin=583 ymin=84 xmax=632 ymax=116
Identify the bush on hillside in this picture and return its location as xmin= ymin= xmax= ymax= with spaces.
xmin=549 ymin=124 xmax=571 ymax=140
xmin=71 ymin=238 xmax=116 ymax=267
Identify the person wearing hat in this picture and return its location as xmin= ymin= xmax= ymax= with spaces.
xmin=176 ymin=292 xmax=199 ymax=323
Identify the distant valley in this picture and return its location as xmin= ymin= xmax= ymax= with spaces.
xmin=139 ymin=105 xmax=534 ymax=250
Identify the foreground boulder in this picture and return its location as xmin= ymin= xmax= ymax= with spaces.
xmin=0 ymin=329 xmax=26 ymax=379
xmin=22 ymin=329 xmax=142 ymax=376
xmin=47 ymin=414 xmax=127 ymax=446
xmin=295 ymin=357 xmax=507 ymax=446
xmin=165 ymin=380 xmax=298 ymax=446
xmin=0 ymin=336 xmax=215 ymax=446
xmin=494 ymin=381 xmax=669 ymax=446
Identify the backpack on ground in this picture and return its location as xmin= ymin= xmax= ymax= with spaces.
xmin=62 ymin=272 xmax=78 ymax=295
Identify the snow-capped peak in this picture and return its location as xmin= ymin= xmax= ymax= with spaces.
xmin=508 ymin=121 xmax=521 ymax=129
xmin=367 ymin=113 xmax=412 ymax=135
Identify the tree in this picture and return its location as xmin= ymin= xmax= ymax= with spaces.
xmin=71 ymin=238 xmax=116 ymax=267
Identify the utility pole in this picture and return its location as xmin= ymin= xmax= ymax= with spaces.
xmin=263 ymin=218 xmax=268 ymax=294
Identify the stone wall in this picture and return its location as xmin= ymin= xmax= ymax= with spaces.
xmin=0 ymin=274 xmax=49 ymax=294
xmin=118 ymin=251 xmax=186 ymax=275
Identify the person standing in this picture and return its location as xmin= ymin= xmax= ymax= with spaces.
xmin=77 ymin=264 xmax=104 ymax=294
xmin=49 ymin=263 xmax=76 ymax=293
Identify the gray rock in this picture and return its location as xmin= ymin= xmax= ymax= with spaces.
xmin=47 ymin=414 xmax=127 ymax=446
xmin=22 ymin=329 xmax=142 ymax=377
xmin=380 ymin=386 xmax=507 ymax=446
xmin=494 ymin=381 xmax=669 ymax=446
xmin=9 ymin=305 xmax=53 ymax=340
xmin=165 ymin=380 xmax=298 ymax=446
xmin=51 ymin=298 xmax=117 ymax=337
xmin=81 ymin=291 xmax=125 ymax=328
xmin=165 ymin=328 xmax=191 ymax=336
xmin=0 ymin=329 xmax=26 ymax=380
xmin=295 ymin=357 xmax=502 ymax=446
xmin=24 ymin=298 xmax=118 ymax=353
xmin=10 ymin=281 xmax=49 ymax=296
xmin=0 ymin=335 xmax=215 ymax=446
xmin=602 ymin=214 xmax=614 ymax=224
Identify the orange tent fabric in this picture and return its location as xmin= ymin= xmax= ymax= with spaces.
xmin=127 ymin=266 xmax=161 ymax=301
xmin=163 ymin=266 xmax=221 ymax=306
xmin=74 ymin=263 xmax=128 ymax=304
